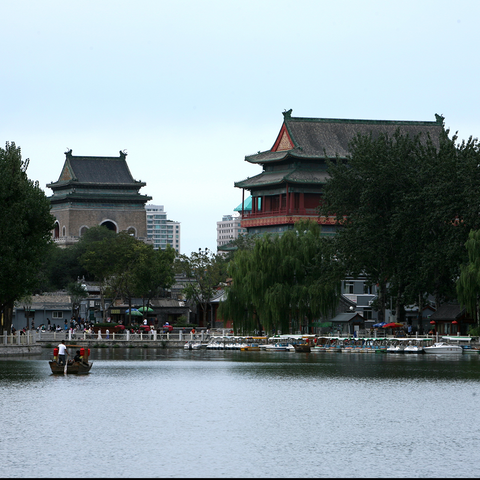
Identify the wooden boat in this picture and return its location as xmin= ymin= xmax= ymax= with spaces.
xmin=49 ymin=345 xmax=93 ymax=374
xmin=294 ymin=343 xmax=311 ymax=353
xmin=49 ymin=360 xmax=92 ymax=375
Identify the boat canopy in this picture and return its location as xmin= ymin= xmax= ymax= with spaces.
xmin=441 ymin=336 xmax=472 ymax=342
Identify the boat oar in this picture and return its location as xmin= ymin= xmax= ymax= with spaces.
xmin=64 ymin=352 xmax=69 ymax=375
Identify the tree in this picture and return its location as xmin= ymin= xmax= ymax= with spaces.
xmin=80 ymin=230 xmax=177 ymax=325
xmin=220 ymin=221 xmax=343 ymax=334
xmin=131 ymin=244 xmax=176 ymax=318
xmin=66 ymin=281 xmax=88 ymax=321
xmin=80 ymin=228 xmax=126 ymax=322
xmin=320 ymin=128 xmax=480 ymax=322
xmin=176 ymin=248 xmax=227 ymax=328
xmin=457 ymin=229 xmax=480 ymax=330
xmin=0 ymin=142 xmax=55 ymax=334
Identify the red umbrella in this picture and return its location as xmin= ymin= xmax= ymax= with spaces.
xmin=452 ymin=320 xmax=458 ymax=325
xmin=382 ymin=322 xmax=404 ymax=328
xmin=430 ymin=320 xmax=436 ymax=325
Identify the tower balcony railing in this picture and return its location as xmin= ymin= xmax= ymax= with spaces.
xmin=241 ymin=207 xmax=319 ymax=219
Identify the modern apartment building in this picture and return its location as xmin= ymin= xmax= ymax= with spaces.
xmin=216 ymin=213 xmax=247 ymax=249
xmin=146 ymin=204 xmax=181 ymax=253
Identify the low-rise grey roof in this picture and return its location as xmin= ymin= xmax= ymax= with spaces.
xmin=330 ymin=312 xmax=365 ymax=323
xmin=429 ymin=303 xmax=465 ymax=321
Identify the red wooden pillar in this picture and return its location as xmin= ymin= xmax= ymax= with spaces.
xmin=300 ymin=192 xmax=305 ymax=213
xmin=242 ymin=189 xmax=245 ymax=217
xmin=286 ymin=183 xmax=289 ymax=215
xmin=265 ymin=196 xmax=271 ymax=213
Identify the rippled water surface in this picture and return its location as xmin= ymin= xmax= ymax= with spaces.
xmin=1 ymin=348 xmax=480 ymax=478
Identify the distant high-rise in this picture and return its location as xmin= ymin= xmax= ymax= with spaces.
xmin=216 ymin=212 xmax=247 ymax=249
xmin=145 ymin=204 xmax=181 ymax=253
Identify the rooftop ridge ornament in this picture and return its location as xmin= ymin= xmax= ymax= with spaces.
xmin=434 ymin=113 xmax=445 ymax=125
xmin=283 ymin=108 xmax=292 ymax=118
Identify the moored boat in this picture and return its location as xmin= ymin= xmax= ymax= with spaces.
xmin=386 ymin=341 xmax=405 ymax=353
xmin=294 ymin=343 xmax=311 ymax=353
xmin=441 ymin=336 xmax=479 ymax=353
xmin=423 ymin=342 xmax=463 ymax=354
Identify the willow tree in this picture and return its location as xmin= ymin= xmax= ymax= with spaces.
xmin=457 ymin=229 xmax=480 ymax=330
xmin=220 ymin=221 xmax=343 ymax=335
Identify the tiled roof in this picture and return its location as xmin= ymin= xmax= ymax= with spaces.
xmin=47 ymin=150 xmax=142 ymax=187
xmin=235 ymin=167 xmax=329 ymax=188
xmin=245 ymin=111 xmax=445 ymax=164
xmin=330 ymin=312 xmax=364 ymax=323
xmin=429 ymin=303 xmax=465 ymax=321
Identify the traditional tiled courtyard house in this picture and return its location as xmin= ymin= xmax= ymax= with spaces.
xmin=233 ymin=110 xmax=445 ymax=333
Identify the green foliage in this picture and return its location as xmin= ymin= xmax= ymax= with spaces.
xmin=131 ymin=244 xmax=176 ymax=305
xmin=320 ymin=129 xmax=480 ymax=320
xmin=220 ymin=221 xmax=343 ymax=334
xmin=0 ymin=142 xmax=55 ymax=333
xmin=176 ymin=248 xmax=227 ymax=327
xmin=38 ymin=225 xmax=116 ymax=291
xmin=457 ymin=229 xmax=480 ymax=323
xmin=467 ymin=325 xmax=480 ymax=336
xmin=220 ymin=232 xmax=260 ymax=261
xmin=79 ymin=231 xmax=175 ymax=325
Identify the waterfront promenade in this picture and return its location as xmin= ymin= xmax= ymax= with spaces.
xmin=0 ymin=329 xmax=209 ymax=354
xmin=1 ymin=328 xmax=473 ymax=355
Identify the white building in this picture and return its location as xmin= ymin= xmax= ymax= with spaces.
xmin=146 ymin=204 xmax=181 ymax=253
xmin=216 ymin=213 xmax=247 ymax=249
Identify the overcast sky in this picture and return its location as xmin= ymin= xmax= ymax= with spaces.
xmin=2 ymin=0 xmax=480 ymax=255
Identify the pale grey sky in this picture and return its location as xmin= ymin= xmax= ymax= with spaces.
xmin=2 ymin=0 xmax=479 ymax=255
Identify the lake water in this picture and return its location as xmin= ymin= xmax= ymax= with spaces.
xmin=1 ymin=348 xmax=480 ymax=478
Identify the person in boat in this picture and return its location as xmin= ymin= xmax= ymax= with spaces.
xmin=74 ymin=350 xmax=81 ymax=362
xmin=57 ymin=341 xmax=68 ymax=365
